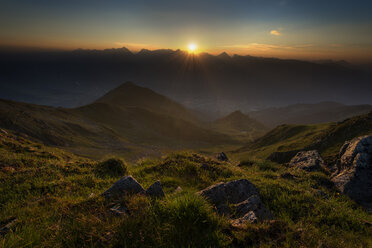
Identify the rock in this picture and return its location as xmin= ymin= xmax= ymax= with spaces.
xmin=0 ymin=217 xmax=17 ymax=236
xmin=146 ymin=181 xmax=165 ymax=198
xmin=198 ymin=179 xmax=272 ymax=223
xmin=289 ymin=150 xmax=326 ymax=172
xmin=331 ymin=135 xmax=372 ymax=209
xmin=102 ymin=175 xmax=145 ymax=199
xmin=174 ymin=186 xmax=183 ymax=193
xmin=230 ymin=211 xmax=258 ymax=228
xmin=267 ymin=150 xmax=301 ymax=164
xmin=233 ymin=195 xmax=272 ymax=220
xmin=217 ymin=152 xmax=228 ymax=161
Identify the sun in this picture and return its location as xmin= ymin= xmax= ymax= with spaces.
xmin=188 ymin=43 xmax=197 ymax=53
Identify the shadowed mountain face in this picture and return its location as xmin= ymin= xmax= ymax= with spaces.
xmin=248 ymin=102 xmax=372 ymax=127
xmin=0 ymin=82 xmax=237 ymax=159
xmin=0 ymin=48 xmax=371 ymax=113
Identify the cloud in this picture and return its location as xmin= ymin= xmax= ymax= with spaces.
xmin=222 ymin=43 xmax=313 ymax=51
xmin=270 ymin=30 xmax=281 ymax=36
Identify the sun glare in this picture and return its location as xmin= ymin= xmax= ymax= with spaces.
xmin=188 ymin=43 xmax=197 ymax=53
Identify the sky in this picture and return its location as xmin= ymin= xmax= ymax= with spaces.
xmin=1 ymin=0 xmax=372 ymax=61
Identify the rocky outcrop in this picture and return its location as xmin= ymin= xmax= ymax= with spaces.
xmin=331 ymin=135 xmax=372 ymax=209
xmin=103 ymin=176 xmax=166 ymax=201
xmin=198 ymin=179 xmax=272 ymax=225
xmin=102 ymin=176 xmax=145 ymax=199
xmin=146 ymin=181 xmax=165 ymax=198
xmin=289 ymin=150 xmax=326 ymax=172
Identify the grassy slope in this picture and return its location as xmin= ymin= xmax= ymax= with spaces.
xmin=234 ymin=111 xmax=372 ymax=164
xmin=1 ymin=129 xmax=371 ymax=247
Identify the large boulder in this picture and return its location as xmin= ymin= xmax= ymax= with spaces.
xmin=102 ymin=175 xmax=145 ymax=199
xmin=146 ymin=181 xmax=165 ymax=198
xmin=198 ymin=179 xmax=272 ymax=223
xmin=332 ymin=135 xmax=372 ymax=209
xmin=289 ymin=150 xmax=326 ymax=172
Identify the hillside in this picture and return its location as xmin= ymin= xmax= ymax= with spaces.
xmin=0 ymin=83 xmax=235 ymax=159
xmin=235 ymin=111 xmax=372 ymax=164
xmin=1 ymin=129 xmax=371 ymax=247
xmin=249 ymin=102 xmax=372 ymax=127
xmin=95 ymin=82 xmax=198 ymax=123
xmin=212 ymin=110 xmax=267 ymax=141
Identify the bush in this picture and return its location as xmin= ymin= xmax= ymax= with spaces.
xmin=94 ymin=158 xmax=128 ymax=178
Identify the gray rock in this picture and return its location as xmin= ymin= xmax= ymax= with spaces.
xmin=332 ymin=135 xmax=372 ymax=209
xmin=230 ymin=211 xmax=258 ymax=227
xmin=217 ymin=152 xmax=228 ymax=161
xmin=174 ymin=186 xmax=183 ymax=193
xmin=198 ymin=179 xmax=272 ymax=223
xmin=102 ymin=175 xmax=145 ymax=199
xmin=146 ymin=181 xmax=165 ymax=198
xmin=289 ymin=150 xmax=326 ymax=172
xmin=198 ymin=179 xmax=259 ymax=205
xmin=233 ymin=195 xmax=272 ymax=220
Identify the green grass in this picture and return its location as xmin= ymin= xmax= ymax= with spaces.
xmin=0 ymin=130 xmax=371 ymax=247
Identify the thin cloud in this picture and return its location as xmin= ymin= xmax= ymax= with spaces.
xmin=270 ymin=30 xmax=281 ymax=36
xmin=222 ymin=43 xmax=313 ymax=51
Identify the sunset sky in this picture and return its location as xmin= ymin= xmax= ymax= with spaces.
xmin=1 ymin=0 xmax=372 ymax=61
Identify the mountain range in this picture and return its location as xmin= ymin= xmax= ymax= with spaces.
xmin=1 ymin=47 xmax=371 ymax=114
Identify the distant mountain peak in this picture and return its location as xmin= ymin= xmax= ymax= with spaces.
xmin=217 ymin=52 xmax=230 ymax=59
xmin=95 ymin=82 xmax=198 ymax=123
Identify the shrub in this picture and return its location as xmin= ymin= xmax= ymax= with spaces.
xmin=94 ymin=158 xmax=128 ymax=178
xmin=113 ymin=194 xmax=229 ymax=248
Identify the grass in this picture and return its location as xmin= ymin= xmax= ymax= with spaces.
xmin=0 ymin=129 xmax=371 ymax=247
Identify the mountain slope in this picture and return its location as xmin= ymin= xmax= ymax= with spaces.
xmin=235 ymin=111 xmax=372 ymax=163
xmin=0 ymin=83 xmax=235 ymax=159
xmin=249 ymin=102 xmax=372 ymax=127
xmin=212 ymin=110 xmax=267 ymax=141
xmin=95 ymin=82 xmax=198 ymax=123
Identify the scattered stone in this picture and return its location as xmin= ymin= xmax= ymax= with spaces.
xmin=279 ymin=172 xmax=295 ymax=180
xmin=217 ymin=152 xmax=228 ymax=161
xmin=267 ymin=150 xmax=301 ymax=164
xmin=233 ymin=195 xmax=272 ymax=220
xmin=0 ymin=217 xmax=17 ymax=236
xmin=174 ymin=186 xmax=183 ymax=193
xmin=230 ymin=211 xmax=258 ymax=228
xmin=289 ymin=150 xmax=326 ymax=172
xmin=146 ymin=181 xmax=165 ymax=198
xmin=109 ymin=204 xmax=129 ymax=216
xmin=331 ymin=135 xmax=372 ymax=209
xmin=198 ymin=179 xmax=272 ymax=223
xmin=102 ymin=175 xmax=145 ymax=199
